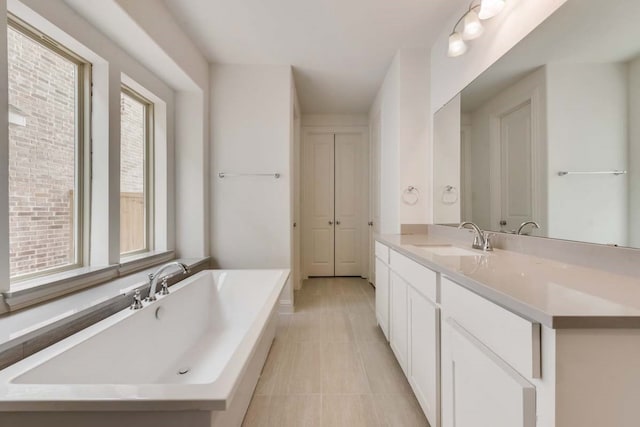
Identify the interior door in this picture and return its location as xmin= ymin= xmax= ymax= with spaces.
xmin=499 ymin=101 xmax=534 ymax=232
xmin=335 ymin=132 xmax=363 ymax=276
xmin=303 ymin=132 xmax=335 ymax=276
xmin=369 ymin=113 xmax=381 ymax=285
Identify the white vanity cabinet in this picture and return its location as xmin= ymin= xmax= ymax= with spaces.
xmin=440 ymin=276 xmax=539 ymax=427
xmin=442 ymin=319 xmax=536 ymax=427
xmin=379 ymin=243 xmax=441 ymax=426
xmin=389 ymin=271 xmax=409 ymax=373
xmin=374 ymin=242 xmax=390 ymax=340
xmin=407 ymin=285 xmax=440 ymax=425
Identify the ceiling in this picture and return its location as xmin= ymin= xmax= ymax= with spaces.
xmin=163 ymin=0 xmax=460 ymax=114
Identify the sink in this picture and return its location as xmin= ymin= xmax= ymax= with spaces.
xmin=411 ymin=245 xmax=482 ymax=257
xmin=412 ymin=243 xmax=452 ymax=248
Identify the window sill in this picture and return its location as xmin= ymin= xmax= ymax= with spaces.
xmin=2 ymin=250 xmax=175 ymax=312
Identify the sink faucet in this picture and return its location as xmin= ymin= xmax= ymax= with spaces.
xmin=458 ymin=222 xmax=493 ymax=251
xmin=517 ymin=221 xmax=540 ymax=235
xmin=145 ymin=261 xmax=190 ymax=302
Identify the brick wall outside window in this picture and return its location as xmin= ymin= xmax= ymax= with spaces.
xmin=7 ymin=26 xmax=145 ymax=277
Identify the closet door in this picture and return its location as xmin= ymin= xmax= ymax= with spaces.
xmin=304 ymin=132 xmax=335 ymax=276
xmin=334 ymin=132 xmax=363 ymax=276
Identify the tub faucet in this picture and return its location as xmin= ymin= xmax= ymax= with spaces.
xmin=146 ymin=262 xmax=190 ymax=302
xmin=517 ymin=221 xmax=540 ymax=235
xmin=458 ymin=221 xmax=493 ymax=252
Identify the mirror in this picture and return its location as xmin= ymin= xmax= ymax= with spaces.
xmin=434 ymin=0 xmax=640 ymax=248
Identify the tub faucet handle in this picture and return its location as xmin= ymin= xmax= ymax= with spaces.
xmin=130 ymin=289 xmax=144 ymax=310
xmin=159 ymin=277 xmax=170 ymax=296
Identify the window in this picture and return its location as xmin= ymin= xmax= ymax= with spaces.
xmin=120 ymin=87 xmax=153 ymax=256
xmin=7 ymin=18 xmax=89 ymax=280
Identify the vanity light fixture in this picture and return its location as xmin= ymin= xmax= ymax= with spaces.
xmin=448 ymin=0 xmax=506 ymax=57
xmin=478 ymin=0 xmax=506 ymax=20
xmin=448 ymin=32 xmax=468 ymax=57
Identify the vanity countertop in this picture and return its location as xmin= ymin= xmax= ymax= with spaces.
xmin=377 ymin=233 xmax=640 ymax=329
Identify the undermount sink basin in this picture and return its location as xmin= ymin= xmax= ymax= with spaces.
xmin=411 ymin=245 xmax=482 ymax=257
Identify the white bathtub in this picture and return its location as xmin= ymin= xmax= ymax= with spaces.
xmin=0 ymin=269 xmax=289 ymax=427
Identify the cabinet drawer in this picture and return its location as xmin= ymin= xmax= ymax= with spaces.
xmin=390 ymin=250 xmax=437 ymax=302
xmin=375 ymin=241 xmax=390 ymax=264
xmin=441 ymin=277 xmax=541 ymax=379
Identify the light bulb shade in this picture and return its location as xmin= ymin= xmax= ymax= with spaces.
xmin=462 ymin=10 xmax=484 ymax=40
xmin=478 ymin=0 xmax=505 ymax=20
xmin=448 ymin=32 xmax=467 ymax=57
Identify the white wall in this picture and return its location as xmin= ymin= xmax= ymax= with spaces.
xmin=370 ymin=56 xmax=400 ymax=234
xmin=370 ymin=48 xmax=431 ymax=234
xmin=209 ymin=64 xmax=294 ymax=307
xmin=433 ymin=94 xmax=461 ymax=224
xmin=546 ymin=62 xmax=628 ymax=245
xmin=630 ymin=57 xmax=640 ymax=247
xmin=430 ymin=0 xmax=568 ymax=113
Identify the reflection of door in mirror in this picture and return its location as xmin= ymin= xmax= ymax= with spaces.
xmin=465 ymin=69 xmax=546 ymax=236
xmin=460 ymin=117 xmax=472 ymax=222
xmin=496 ymin=101 xmax=534 ymax=234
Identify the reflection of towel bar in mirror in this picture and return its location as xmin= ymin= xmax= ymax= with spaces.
xmin=218 ymin=172 xmax=281 ymax=179
xmin=557 ymin=170 xmax=627 ymax=177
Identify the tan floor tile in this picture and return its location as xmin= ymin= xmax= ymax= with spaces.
xmin=348 ymin=310 xmax=386 ymax=343
xmin=359 ymin=341 xmax=413 ymax=394
xmin=321 ymin=291 xmax=347 ymax=311
xmin=295 ymin=291 xmax=324 ymax=314
xmin=242 ymin=395 xmax=271 ymax=427
xmin=321 ymin=311 xmax=354 ymax=342
xmin=272 ymin=341 xmax=322 ymax=394
xmin=289 ymin=312 xmax=324 ymax=341
xmin=373 ymin=393 xmax=430 ymax=427
xmin=322 ymin=394 xmax=382 ymax=427
xmin=276 ymin=314 xmax=292 ymax=340
xmin=250 ymin=278 xmax=427 ymax=427
xmin=269 ymin=395 xmax=322 ymax=427
xmin=321 ymin=341 xmax=369 ymax=393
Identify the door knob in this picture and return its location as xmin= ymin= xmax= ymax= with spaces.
xmin=336 ymin=220 xmax=341 ymax=225
xmin=329 ymin=221 xmax=334 ymax=225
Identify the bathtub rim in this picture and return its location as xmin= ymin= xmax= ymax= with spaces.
xmin=0 ymin=268 xmax=290 ymax=412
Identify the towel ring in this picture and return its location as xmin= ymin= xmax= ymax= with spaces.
xmin=402 ymin=186 xmax=420 ymax=205
xmin=442 ymin=185 xmax=458 ymax=205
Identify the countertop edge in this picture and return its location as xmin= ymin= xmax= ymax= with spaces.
xmin=376 ymin=235 xmax=640 ymax=330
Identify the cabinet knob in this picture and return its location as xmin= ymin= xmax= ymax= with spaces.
xmin=328 ymin=221 xmax=334 ymax=225
xmin=336 ymin=220 xmax=341 ymax=225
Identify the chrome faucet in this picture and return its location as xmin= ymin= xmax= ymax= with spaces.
xmin=517 ymin=221 xmax=540 ymax=235
xmin=145 ymin=262 xmax=190 ymax=302
xmin=458 ymin=222 xmax=493 ymax=251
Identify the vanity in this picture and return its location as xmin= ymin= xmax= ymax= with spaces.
xmin=375 ymin=231 xmax=640 ymax=427
xmin=377 ymin=1 xmax=640 ymax=425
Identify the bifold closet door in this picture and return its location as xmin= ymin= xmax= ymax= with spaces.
xmin=304 ymin=132 xmax=335 ymax=276
xmin=334 ymin=132 xmax=363 ymax=276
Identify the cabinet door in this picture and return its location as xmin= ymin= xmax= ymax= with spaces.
xmin=375 ymin=258 xmax=390 ymax=340
xmin=442 ymin=319 xmax=536 ymax=427
xmin=408 ymin=287 xmax=440 ymax=426
xmin=390 ymin=272 xmax=408 ymax=374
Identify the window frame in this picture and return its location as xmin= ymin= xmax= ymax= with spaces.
xmin=119 ymin=84 xmax=155 ymax=258
xmin=7 ymin=15 xmax=92 ymax=283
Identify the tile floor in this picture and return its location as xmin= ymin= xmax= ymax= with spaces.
xmin=243 ymin=277 xmax=430 ymax=427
